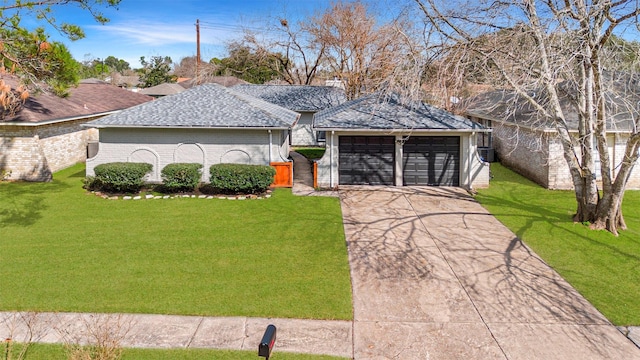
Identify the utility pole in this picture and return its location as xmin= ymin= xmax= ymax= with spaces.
xmin=196 ymin=19 xmax=201 ymax=84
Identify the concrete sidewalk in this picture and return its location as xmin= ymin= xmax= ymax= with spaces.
xmin=290 ymin=151 xmax=338 ymax=197
xmin=0 ymin=312 xmax=352 ymax=357
xmin=340 ymin=186 xmax=640 ymax=359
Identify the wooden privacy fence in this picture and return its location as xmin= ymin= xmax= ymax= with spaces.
xmin=270 ymin=162 xmax=292 ymax=188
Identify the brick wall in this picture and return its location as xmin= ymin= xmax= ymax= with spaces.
xmin=613 ymin=133 xmax=640 ymax=189
xmin=492 ymin=122 xmax=640 ymax=190
xmin=39 ymin=120 xmax=98 ymax=173
xmin=1 ymin=118 xmax=99 ymax=181
xmin=492 ymin=122 xmax=551 ymax=187
xmin=0 ymin=128 xmax=51 ymax=181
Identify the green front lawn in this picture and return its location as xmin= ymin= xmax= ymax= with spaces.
xmin=476 ymin=163 xmax=640 ymax=325
xmin=0 ymin=164 xmax=352 ymax=320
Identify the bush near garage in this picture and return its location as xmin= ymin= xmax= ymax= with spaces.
xmin=88 ymin=162 xmax=153 ymax=193
xmin=208 ymin=163 xmax=275 ymax=194
xmin=160 ymin=163 xmax=203 ymax=192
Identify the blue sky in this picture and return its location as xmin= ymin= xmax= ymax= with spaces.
xmin=20 ymin=0 xmax=640 ymax=71
xmin=41 ymin=0 xmax=336 ymax=68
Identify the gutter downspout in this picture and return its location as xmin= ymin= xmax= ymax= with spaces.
xmin=468 ymin=133 xmax=473 ymax=190
xmin=330 ymin=131 xmax=334 ymax=188
xmin=268 ymin=130 xmax=273 ymax=163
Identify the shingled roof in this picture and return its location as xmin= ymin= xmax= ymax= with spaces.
xmin=1 ymin=77 xmax=153 ymax=124
xmin=179 ymin=76 xmax=249 ymax=89
xmin=463 ymin=73 xmax=640 ymax=132
xmin=313 ymin=93 xmax=485 ymax=131
xmin=233 ymin=84 xmax=346 ymax=112
xmin=86 ymin=83 xmax=300 ymax=129
xmin=139 ymin=83 xmax=186 ymax=97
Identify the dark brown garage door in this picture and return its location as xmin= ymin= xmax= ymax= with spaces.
xmin=403 ymin=136 xmax=460 ymax=186
xmin=339 ymin=136 xmax=395 ymax=185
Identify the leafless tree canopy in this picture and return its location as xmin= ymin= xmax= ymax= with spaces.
xmin=236 ymin=1 xmax=420 ymax=99
xmin=415 ymin=0 xmax=640 ymax=234
xmin=306 ymin=1 xmax=416 ymax=99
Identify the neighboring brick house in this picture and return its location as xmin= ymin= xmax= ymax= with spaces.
xmin=313 ymin=93 xmax=490 ymax=189
xmin=84 ymin=84 xmax=299 ymax=183
xmin=464 ymin=86 xmax=640 ymax=190
xmin=233 ymin=84 xmax=346 ymax=146
xmin=0 ymin=77 xmax=153 ymax=181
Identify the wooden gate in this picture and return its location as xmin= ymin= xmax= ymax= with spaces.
xmin=270 ymin=162 xmax=293 ymax=188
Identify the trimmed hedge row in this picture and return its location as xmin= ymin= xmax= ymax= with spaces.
xmin=85 ymin=162 xmax=275 ymax=195
xmin=88 ymin=162 xmax=152 ymax=193
xmin=209 ymin=163 xmax=276 ymax=194
xmin=161 ymin=163 xmax=203 ymax=192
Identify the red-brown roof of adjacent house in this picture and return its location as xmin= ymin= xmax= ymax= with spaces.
xmin=2 ymin=77 xmax=154 ymax=124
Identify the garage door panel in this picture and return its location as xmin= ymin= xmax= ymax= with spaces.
xmin=403 ymin=136 xmax=460 ymax=186
xmin=339 ymin=136 xmax=395 ymax=185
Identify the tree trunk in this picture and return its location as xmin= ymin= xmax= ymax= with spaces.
xmin=591 ymin=190 xmax=624 ymax=235
xmin=572 ymin=175 xmax=599 ymax=223
xmin=591 ymin=135 xmax=640 ymax=234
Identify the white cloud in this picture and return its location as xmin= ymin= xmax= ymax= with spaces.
xmin=89 ymin=20 xmax=238 ymax=48
xmin=90 ymin=21 xmax=197 ymax=46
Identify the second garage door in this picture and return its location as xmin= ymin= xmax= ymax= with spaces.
xmin=403 ymin=136 xmax=460 ymax=186
xmin=339 ymin=136 xmax=395 ymax=185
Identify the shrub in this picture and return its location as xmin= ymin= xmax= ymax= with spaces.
xmin=209 ymin=163 xmax=275 ymax=194
xmin=92 ymin=162 xmax=152 ymax=193
xmin=161 ymin=163 xmax=203 ymax=192
xmin=0 ymin=168 xmax=11 ymax=181
xmin=83 ymin=176 xmax=104 ymax=191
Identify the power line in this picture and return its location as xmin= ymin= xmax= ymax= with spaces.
xmin=198 ymin=20 xmax=275 ymax=33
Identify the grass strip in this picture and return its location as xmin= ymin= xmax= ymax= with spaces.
xmin=293 ymin=148 xmax=326 ymax=160
xmin=2 ymin=343 xmax=348 ymax=360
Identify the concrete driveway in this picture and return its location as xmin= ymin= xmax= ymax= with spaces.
xmin=340 ymin=186 xmax=639 ymax=359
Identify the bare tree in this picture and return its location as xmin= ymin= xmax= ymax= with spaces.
xmin=414 ymin=0 xmax=640 ymax=234
xmin=173 ymin=55 xmax=222 ymax=85
xmin=173 ymin=56 xmax=198 ymax=78
xmin=236 ymin=1 xmax=418 ymax=96
xmin=239 ymin=17 xmax=325 ymax=85
xmin=306 ymin=1 xmax=416 ymax=99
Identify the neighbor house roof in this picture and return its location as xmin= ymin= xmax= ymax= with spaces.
xmin=464 ymin=73 xmax=640 ymax=132
xmin=232 ymin=84 xmax=347 ymax=112
xmin=139 ymin=83 xmax=186 ymax=97
xmin=313 ymin=93 xmax=486 ymax=131
xmin=85 ymin=83 xmax=300 ymax=129
xmin=178 ymin=76 xmax=249 ymax=89
xmin=1 ymin=76 xmax=154 ymax=124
